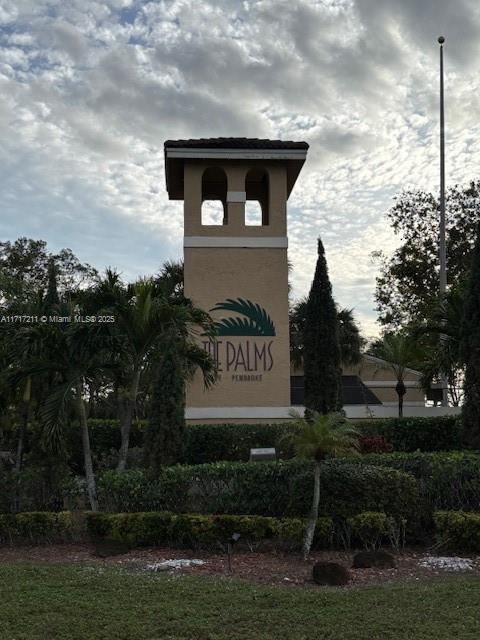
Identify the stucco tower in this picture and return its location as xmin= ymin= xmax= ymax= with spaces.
xmin=164 ymin=138 xmax=308 ymax=423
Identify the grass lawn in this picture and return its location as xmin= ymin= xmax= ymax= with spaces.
xmin=0 ymin=564 xmax=479 ymax=640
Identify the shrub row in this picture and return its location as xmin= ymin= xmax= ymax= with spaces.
xmin=2 ymin=509 xmax=478 ymax=552
xmin=358 ymin=452 xmax=480 ymax=513
xmin=358 ymin=415 xmax=461 ymax=452
xmin=87 ymin=510 xmax=408 ymax=550
xmin=434 ymin=511 xmax=480 ymax=552
xmin=97 ymin=460 xmax=419 ymax=522
xmin=0 ymin=510 xmax=406 ymax=550
xmin=87 ymin=512 xmax=314 ymax=549
xmin=0 ymin=511 xmax=78 ymax=544
xmin=69 ymin=415 xmax=462 ymax=467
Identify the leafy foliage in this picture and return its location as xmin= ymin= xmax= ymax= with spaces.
xmin=143 ymin=341 xmax=185 ymax=470
xmin=303 ymin=238 xmax=342 ymax=414
xmin=287 ymin=412 xmax=359 ymax=462
xmin=434 ymin=510 xmax=480 ymax=552
xmin=290 ymin=300 xmax=365 ymax=368
xmin=97 ymin=460 xmax=419 ymax=521
xmin=461 ymin=225 xmax=480 ymax=448
xmin=374 ymin=182 xmax=480 ymax=327
xmin=367 ymin=333 xmax=421 ymax=417
xmin=358 ymin=416 xmax=461 ymax=452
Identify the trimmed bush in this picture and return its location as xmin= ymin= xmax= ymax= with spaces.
xmin=98 ymin=461 xmax=419 ymax=522
xmin=347 ymin=512 xmax=390 ymax=550
xmin=183 ymin=422 xmax=298 ymax=464
xmin=0 ymin=511 xmax=78 ymax=544
xmin=86 ymin=512 xmax=310 ymax=549
xmin=358 ymin=416 xmax=461 ymax=452
xmin=358 ymin=452 xmax=480 ymax=513
xmin=65 ymin=416 xmax=461 ymax=468
xmin=434 ymin=510 xmax=480 ymax=552
xmin=312 ymin=562 xmax=350 ymax=586
xmin=359 ymin=435 xmax=393 ymax=454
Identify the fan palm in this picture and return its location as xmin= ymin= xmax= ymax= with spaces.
xmin=287 ymin=411 xmax=359 ymax=559
xmin=289 ymin=298 xmax=364 ymax=368
xmin=87 ymin=271 xmax=217 ymax=471
xmin=369 ymin=333 xmax=420 ymax=417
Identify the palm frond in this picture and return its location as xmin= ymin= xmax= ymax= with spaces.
xmin=211 ymin=298 xmax=275 ymax=336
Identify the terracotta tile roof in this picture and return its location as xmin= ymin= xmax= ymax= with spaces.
xmin=164 ymin=137 xmax=309 ymax=150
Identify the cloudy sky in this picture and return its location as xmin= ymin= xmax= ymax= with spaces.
xmin=1 ymin=0 xmax=480 ymax=337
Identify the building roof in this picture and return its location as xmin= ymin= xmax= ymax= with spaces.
xmin=341 ymin=375 xmax=382 ymax=406
xmin=290 ymin=375 xmax=382 ymax=407
xmin=164 ymin=137 xmax=308 ymax=199
xmin=164 ymin=137 xmax=309 ymax=150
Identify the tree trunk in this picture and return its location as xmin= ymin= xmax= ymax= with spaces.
xmin=14 ymin=377 xmax=31 ymax=475
xmin=116 ymin=369 xmax=141 ymax=472
xmin=303 ymin=461 xmax=321 ymax=560
xmin=76 ymin=380 xmax=98 ymax=511
xmin=396 ymin=379 xmax=406 ymax=418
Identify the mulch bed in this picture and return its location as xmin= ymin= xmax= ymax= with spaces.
xmin=1 ymin=544 xmax=479 ymax=588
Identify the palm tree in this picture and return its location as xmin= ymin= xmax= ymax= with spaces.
xmin=34 ymin=318 xmax=115 ymax=511
xmin=369 ymin=333 xmax=420 ymax=417
xmin=287 ymin=411 xmax=359 ymax=559
xmin=290 ymin=298 xmax=364 ymax=368
xmin=414 ymin=285 xmax=465 ymax=406
xmin=87 ymin=270 xmax=217 ymax=471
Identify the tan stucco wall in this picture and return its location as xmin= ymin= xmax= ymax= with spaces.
xmin=185 ymin=247 xmax=290 ymax=408
xmin=183 ymin=159 xmax=291 ymax=412
xmin=184 ymin=160 xmax=286 ymax=236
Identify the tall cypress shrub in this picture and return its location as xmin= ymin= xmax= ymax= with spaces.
xmin=303 ymin=238 xmax=342 ymax=415
xmin=461 ymin=225 xmax=480 ymax=448
xmin=44 ymin=258 xmax=60 ymax=311
xmin=144 ymin=341 xmax=185 ymax=471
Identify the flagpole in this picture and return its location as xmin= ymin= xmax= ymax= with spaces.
xmin=438 ymin=35 xmax=449 ymax=407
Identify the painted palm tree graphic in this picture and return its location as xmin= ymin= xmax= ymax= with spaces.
xmin=211 ymin=298 xmax=276 ymax=336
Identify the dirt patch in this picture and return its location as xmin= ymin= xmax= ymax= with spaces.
xmin=1 ymin=544 xmax=479 ymax=588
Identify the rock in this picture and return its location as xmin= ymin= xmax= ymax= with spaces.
xmin=312 ymin=562 xmax=350 ymax=586
xmin=353 ymin=550 xmax=396 ymax=569
xmin=419 ymin=556 xmax=473 ymax=571
xmin=93 ymin=539 xmax=130 ymax=558
xmin=146 ymin=559 xmax=206 ymax=572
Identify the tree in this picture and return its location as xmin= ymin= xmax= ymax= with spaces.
xmin=87 ymin=268 xmax=216 ymax=472
xmin=303 ymin=239 xmax=342 ymax=414
xmin=290 ymin=301 xmax=364 ymax=369
xmin=374 ymin=182 xmax=480 ymax=328
xmin=287 ymin=411 xmax=359 ymax=559
xmin=143 ymin=340 xmax=185 ymax=471
xmin=414 ymin=285 xmax=465 ymax=406
xmin=461 ymin=225 xmax=480 ymax=448
xmin=36 ymin=318 xmax=116 ymax=511
xmin=43 ymin=258 xmax=60 ymax=310
xmin=368 ymin=333 xmax=420 ymax=417
xmin=0 ymin=237 xmax=97 ymax=309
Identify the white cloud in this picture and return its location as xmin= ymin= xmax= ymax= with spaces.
xmin=1 ymin=0 xmax=479 ymax=336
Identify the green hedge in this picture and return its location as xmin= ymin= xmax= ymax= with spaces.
xmin=86 ymin=512 xmax=317 ymax=549
xmin=71 ymin=416 xmax=462 ymax=468
xmin=87 ymin=511 xmax=406 ymax=550
xmin=0 ymin=510 xmax=404 ymax=550
xmin=358 ymin=452 xmax=480 ymax=513
xmin=358 ymin=416 xmax=461 ymax=452
xmin=434 ymin=511 xmax=480 ymax=552
xmin=97 ymin=460 xmax=419 ymax=522
xmin=182 ymin=422 xmax=298 ymax=464
xmin=5 ymin=509 xmax=478 ymax=552
xmin=0 ymin=511 xmax=78 ymax=544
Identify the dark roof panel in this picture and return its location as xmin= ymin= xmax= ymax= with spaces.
xmin=290 ymin=375 xmax=383 ymax=407
xmin=164 ymin=137 xmax=309 ymax=150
